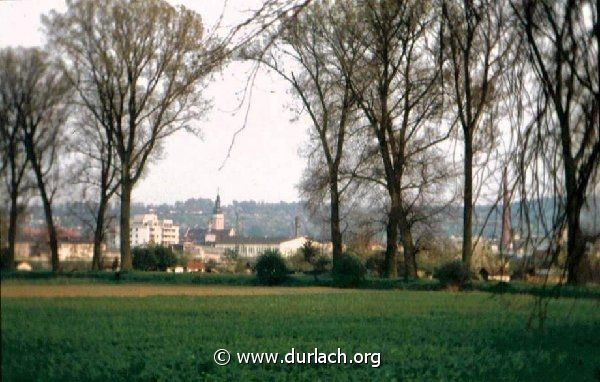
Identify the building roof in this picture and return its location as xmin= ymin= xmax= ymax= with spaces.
xmin=183 ymin=227 xmax=207 ymax=243
xmin=187 ymin=259 xmax=204 ymax=269
xmin=17 ymin=226 xmax=91 ymax=243
xmin=215 ymin=236 xmax=298 ymax=245
xmin=183 ymin=227 xmax=234 ymax=244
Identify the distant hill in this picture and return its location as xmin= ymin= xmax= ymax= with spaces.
xmin=443 ymin=196 xmax=600 ymax=239
xmin=23 ymin=196 xmax=599 ymax=241
xmin=25 ymin=198 xmax=327 ymax=240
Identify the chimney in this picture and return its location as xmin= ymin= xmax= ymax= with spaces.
xmin=294 ymin=216 xmax=300 ymax=237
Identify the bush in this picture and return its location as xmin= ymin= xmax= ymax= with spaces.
xmin=1 ymin=248 xmax=12 ymax=270
xmin=365 ymin=251 xmax=385 ymax=276
xmin=155 ymin=246 xmax=178 ymax=271
xmin=332 ymin=253 xmax=366 ymax=288
xmin=255 ymin=249 xmax=289 ymax=285
xmin=434 ymin=260 xmax=470 ymax=290
xmin=132 ymin=246 xmax=177 ymax=271
xmin=287 ymin=252 xmax=312 ymax=273
xmin=310 ymin=255 xmax=331 ymax=280
xmin=132 ymin=247 xmax=158 ymax=271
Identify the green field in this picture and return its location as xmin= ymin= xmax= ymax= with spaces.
xmin=2 ymin=287 xmax=599 ymax=381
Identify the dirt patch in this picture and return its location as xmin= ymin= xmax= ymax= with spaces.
xmin=0 ymin=284 xmax=350 ymax=298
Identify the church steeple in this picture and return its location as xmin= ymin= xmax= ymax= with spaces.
xmin=213 ymin=193 xmax=222 ymax=214
xmin=211 ymin=191 xmax=225 ymax=231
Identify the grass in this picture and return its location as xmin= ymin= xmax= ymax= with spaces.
xmin=2 ymin=270 xmax=600 ymax=299
xmin=2 ymin=288 xmax=599 ymax=381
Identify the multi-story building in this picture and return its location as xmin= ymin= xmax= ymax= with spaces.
xmin=130 ymin=213 xmax=180 ymax=247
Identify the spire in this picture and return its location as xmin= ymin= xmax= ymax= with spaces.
xmin=213 ymin=192 xmax=222 ymax=214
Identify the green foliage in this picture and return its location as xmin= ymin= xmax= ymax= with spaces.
xmin=296 ymin=240 xmax=331 ymax=280
xmin=434 ymin=260 xmax=471 ymax=289
xmin=234 ymin=259 xmax=252 ymax=274
xmin=255 ymin=249 xmax=288 ymax=285
xmin=2 ymin=291 xmax=599 ymax=380
xmin=0 ymin=248 xmax=12 ymax=270
xmin=177 ymin=253 xmax=192 ymax=267
xmin=223 ymin=249 xmax=238 ymax=263
xmin=132 ymin=246 xmax=177 ymax=271
xmin=205 ymin=259 xmax=217 ymax=272
xmin=2 ymin=271 xmax=600 ymax=299
xmin=287 ymin=252 xmax=312 ymax=273
xmin=365 ymin=251 xmax=385 ymax=276
xmin=300 ymin=239 xmax=318 ymax=263
xmin=132 ymin=247 xmax=157 ymax=271
xmin=332 ymin=253 xmax=366 ymax=287
xmin=312 ymin=255 xmax=331 ymax=277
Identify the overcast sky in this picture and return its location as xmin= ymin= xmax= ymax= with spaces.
xmin=0 ymin=0 xmax=309 ymax=205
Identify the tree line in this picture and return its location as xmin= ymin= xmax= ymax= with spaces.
xmin=248 ymin=0 xmax=598 ymax=284
xmin=1 ymin=0 xmax=598 ymax=284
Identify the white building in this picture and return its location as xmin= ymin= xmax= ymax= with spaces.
xmin=130 ymin=213 xmax=180 ymax=247
xmin=215 ymin=236 xmax=331 ymax=259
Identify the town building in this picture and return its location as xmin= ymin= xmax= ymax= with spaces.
xmin=130 ymin=213 xmax=180 ymax=247
xmin=13 ymin=227 xmax=120 ymax=270
xmin=180 ymin=193 xmax=235 ymax=245
xmin=215 ymin=235 xmax=330 ymax=259
xmin=204 ymin=193 xmax=236 ymax=243
xmin=180 ymin=193 xmax=331 ymax=262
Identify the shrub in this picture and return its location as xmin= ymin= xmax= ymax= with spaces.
xmin=1 ymin=248 xmax=12 ymax=270
xmin=434 ymin=260 xmax=470 ymax=290
xmin=287 ymin=252 xmax=312 ymax=273
xmin=300 ymin=240 xmax=319 ymax=263
xmin=365 ymin=251 xmax=385 ymax=276
xmin=310 ymin=255 xmax=331 ymax=280
xmin=223 ymin=248 xmax=239 ymax=263
xmin=132 ymin=247 xmax=157 ymax=271
xmin=332 ymin=253 xmax=366 ymax=288
xmin=255 ymin=249 xmax=289 ymax=285
xmin=154 ymin=246 xmax=178 ymax=271
xmin=132 ymin=246 xmax=177 ymax=271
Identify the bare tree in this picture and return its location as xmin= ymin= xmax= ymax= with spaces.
xmin=43 ymin=0 xmax=226 ymax=270
xmin=69 ymin=111 xmax=120 ymax=270
xmin=440 ymin=0 xmax=510 ymax=270
xmin=0 ymin=49 xmax=32 ymax=269
xmin=0 ymin=47 xmax=71 ymax=273
xmin=330 ymin=0 xmax=449 ymax=278
xmin=511 ymin=0 xmax=599 ymax=284
xmin=247 ymin=2 xmax=363 ymax=266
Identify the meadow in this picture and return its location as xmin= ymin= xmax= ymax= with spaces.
xmin=2 ymin=285 xmax=599 ymax=381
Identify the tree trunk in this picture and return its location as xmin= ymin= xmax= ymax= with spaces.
xmin=565 ymin=213 xmax=586 ymax=285
xmin=26 ymin=145 xmax=60 ymax=273
xmin=43 ymin=198 xmax=60 ymax=273
xmin=120 ymin=176 xmax=132 ymax=271
xmin=329 ymin=180 xmax=343 ymax=269
xmin=398 ymin=214 xmax=417 ymax=280
xmin=565 ymin=183 xmax=586 ymax=284
xmin=92 ymin=196 xmax=107 ymax=271
xmin=6 ymin=188 xmax=18 ymax=270
xmin=384 ymin=195 xmax=400 ymax=278
xmin=462 ymin=131 xmax=473 ymax=270
xmin=34 ymin=180 xmax=59 ymax=273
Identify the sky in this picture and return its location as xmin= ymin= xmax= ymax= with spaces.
xmin=0 ymin=0 xmax=309 ymax=205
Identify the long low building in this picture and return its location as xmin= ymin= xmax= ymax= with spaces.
xmin=213 ymin=236 xmax=331 ymax=259
xmin=14 ymin=239 xmax=119 ymax=267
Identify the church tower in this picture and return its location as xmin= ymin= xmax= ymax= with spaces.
xmin=212 ymin=193 xmax=225 ymax=230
